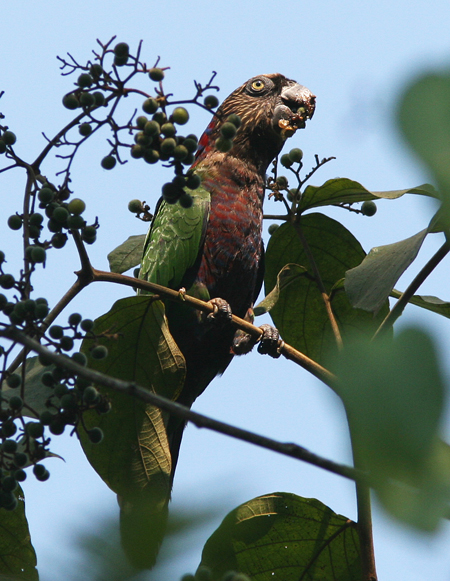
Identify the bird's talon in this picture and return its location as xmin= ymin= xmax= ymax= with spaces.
xmin=257 ymin=324 xmax=282 ymax=358
xmin=178 ymin=287 xmax=187 ymax=301
xmin=206 ymin=297 xmax=232 ymax=325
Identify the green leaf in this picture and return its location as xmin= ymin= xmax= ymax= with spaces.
xmin=107 ymin=234 xmax=146 ymax=274
xmin=79 ymin=296 xmax=185 ymax=499
xmin=391 ymin=289 xmax=450 ymax=319
xmin=264 ymin=213 xmax=389 ymax=365
xmin=345 ymin=228 xmax=428 ymax=314
xmin=254 ymin=264 xmax=308 ymax=316
xmin=297 ymin=178 xmax=437 ymax=213
xmin=330 ymin=327 xmax=448 ymax=530
xmin=1 ymin=356 xmax=54 ymax=419
xmin=398 ymin=72 xmax=450 ymax=202
xmin=0 ymin=486 xmax=38 ymax=581
xmin=199 ymin=492 xmax=361 ymax=581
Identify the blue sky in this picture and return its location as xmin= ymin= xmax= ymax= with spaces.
xmin=2 ymin=1 xmax=450 ymax=579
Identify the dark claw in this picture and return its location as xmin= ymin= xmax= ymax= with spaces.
xmin=207 ymin=297 xmax=232 ymax=325
xmin=257 ymin=324 xmax=282 ymax=358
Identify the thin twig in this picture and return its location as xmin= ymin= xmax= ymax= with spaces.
xmin=0 ymin=326 xmax=362 ymax=483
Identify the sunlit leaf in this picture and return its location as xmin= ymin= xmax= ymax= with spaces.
xmin=330 ymin=327 xmax=448 ymax=530
xmin=297 ymin=178 xmax=437 ymax=213
xmin=199 ymin=492 xmax=361 ymax=581
xmin=264 ymin=213 xmax=389 ymax=365
xmin=0 ymin=486 xmax=38 ymax=581
xmin=107 ymin=234 xmax=146 ymax=274
xmin=345 ymin=229 xmax=428 ymax=314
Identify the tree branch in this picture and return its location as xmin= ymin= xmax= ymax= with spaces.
xmin=0 ymin=325 xmax=362 ymax=483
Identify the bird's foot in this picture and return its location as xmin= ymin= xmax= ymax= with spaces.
xmin=257 ymin=324 xmax=283 ymax=358
xmin=232 ymin=322 xmax=283 ymax=358
xmin=206 ymin=297 xmax=233 ymax=326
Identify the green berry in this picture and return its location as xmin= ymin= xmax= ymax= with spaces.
xmin=63 ymin=94 xmax=79 ymax=109
xmin=172 ymin=107 xmax=189 ymax=125
xmin=40 ymin=410 xmax=55 ymax=425
xmin=1 ymin=421 xmax=17 ymax=437
xmin=60 ymin=393 xmax=77 ymax=411
xmin=51 ymin=232 xmax=68 ymax=248
xmin=203 ymin=95 xmax=219 ymax=109
xmin=173 ymin=145 xmax=189 ymax=161
xmin=195 ymin=566 xmax=211 ymax=581
xmin=49 ymin=325 xmax=64 ymax=340
xmin=0 ymin=140 xmax=6 ymax=154
xmin=77 ymin=73 xmax=93 ymax=88
xmin=2 ymin=131 xmax=17 ymax=145
xmin=280 ymin=153 xmax=293 ymax=168
xmin=144 ymin=120 xmax=160 ymax=136
xmin=114 ymin=42 xmax=129 ymax=57
xmin=9 ymin=396 xmax=23 ymax=411
xmin=59 ymin=336 xmax=74 ymax=351
xmin=148 ymin=68 xmax=164 ymax=82
xmin=52 ymin=206 xmax=69 ymax=224
xmin=186 ymin=173 xmax=201 ymax=190
xmin=33 ymin=464 xmax=50 ymax=481
xmin=88 ymin=427 xmax=104 ymax=444
xmin=79 ymin=92 xmax=95 ymax=108
xmin=128 ymin=199 xmax=142 ymax=213
xmin=227 ymin=114 xmax=242 ymax=128
xmin=136 ymin=115 xmax=148 ymax=129
xmin=67 ymin=215 xmax=84 ymax=229
xmin=81 ymin=318 xmax=94 ymax=332
xmin=183 ymin=138 xmax=198 ymax=153
xmin=130 ymin=145 xmax=144 ymax=159
xmin=276 ymin=176 xmax=288 ymax=189
xmin=114 ymin=54 xmax=128 ymax=67
xmin=30 ymin=246 xmax=46 ymax=264
xmin=38 ymin=187 xmax=54 ymax=204
xmin=81 ymin=226 xmax=97 ymax=244
xmin=361 ymin=200 xmax=377 ymax=216
xmin=0 ymin=274 xmax=15 ymax=289
xmin=268 ymin=223 xmax=279 ymax=235
xmin=71 ymin=351 xmax=87 ymax=366
xmin=142 ymin=98 xmax=159 ymax=115
xmin=38 ymin=352 xmax=54 ymax=367
xmin=13 ymin=452 xmax=28 ymax=467
xmin=8 ymin=215 xmax=22 ymax=230
xmin=179 ymin=193 xmax=193 ymax=209
xmin=215 ymin=137 xmax=233 ymax=153
xmin=289 ymin=148 xmax=303 ymax=163
xmin=79 ymin=123 xmax=92 ymax=137
xmin=2 ymin=476 xmax=18 ymax=493
xmin=49 ymin=418 xmax=65 ymax=435
xmin=68 ymin=198 xmax=86 ymax=215
xmin=2 ymin=439 xmax=18 ymax=453
xmin=161 ymin=123 xmax=176 ymax=137
xmin=6 ymin=374 xmax=21 ymax=388
xmin=152 ymin=111 xmax=167 ymax=125
xmin=83 ymin=386 xmax=99 ymax=404
xmin=26 ymin=422 xmax=44 ymax=439
xmin=160 ymin=138 xmax=177 ymax=156
xmin=34 ymin=302 xmax=49 ymax=319
xmin=29 ymin=212 xmax=44 ymax=226
xmin=14 ymin=469 xmax=27 ymax=482
xmin=91 ymin=345 xmax=108 ymax=360
xmin=93 ymin=92 xmax=105 ymax=106
xmin=0 ymin=491 xmax=18 ymax=511
xmin=89 ymin=64 xmax=103 ymax=79
xmin=68 ymin=313 xmax=82 ymax=326
xmin=220 ymin=122 xmax=237 ymax=140
xmin=143 ymin=149 xmax=160 ymax=164
xmin=101 ymin=155 xmax=116 ymax=170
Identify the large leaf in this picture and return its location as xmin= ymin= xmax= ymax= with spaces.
xmin=264 ymin=213 xmax=389 ymax=365
xmin=80 ymin=296 xmax=185 ymax=498
xmin=297 ymin=178 xmax=437 ymax=213
xmin=345 ymin=228 xmax=429 ymax=314
xmin=107 ymin=234 xmax=146 ymax=274
xmin=330 ymin=327 xmax=449 ymax=530
xmin=0 ymin=486 xmax=38 ymax=581
xmin=199 ymin=492 xmax=361 ymax=581
xmin=254 ymin=264 xmax=308 ymax=316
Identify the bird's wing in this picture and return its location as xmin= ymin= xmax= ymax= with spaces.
xmin=139 ymin=187 xmax=210 ymax=291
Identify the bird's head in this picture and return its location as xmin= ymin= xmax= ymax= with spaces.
xmin=195 ymin=73 xmax=316 ymax=174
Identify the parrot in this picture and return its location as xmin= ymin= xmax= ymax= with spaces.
xmin=123 ymin=73 xmax=315 ymax=567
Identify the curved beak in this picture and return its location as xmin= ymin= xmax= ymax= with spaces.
xmin=273 ymin=83 xmax=316 ymax=139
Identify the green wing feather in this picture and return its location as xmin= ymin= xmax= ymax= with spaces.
xmin=139 ymin=187 xmax=210 ymax=291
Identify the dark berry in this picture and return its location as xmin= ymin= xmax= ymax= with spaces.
xmin=361 ymin=200 xmax=377 ymax=216
xmin=90 ymin=345 xmax=108 ymax=360
xmin=80 ymin=318 xmax=94 ymax=332
xmin=33 ymin=464 xmax=50 ymax=481
xmin=114 ymin=42 xmax=129 ymax=57
xmin=227 ymin=114 xmax=241 ymax=128
xmin=6 ymin=374 xmax=21 ymax=388
xmin=289 ymin=148 xmax=303 ymax=163
xmin=88 ymin=427 xmax=104 ymax=444
xmin=148 ymin=68 xmax=164 ymax=82
xmin=79 ymin=123 xmax=92 ymax=137
xmin=2 ymin=131 xmax=17 ymax=145
xmin=142 ymin=98 xmax=159 ymax=115
xmin=77 ymin=73 xmax=93 ymax=88
xmin=220 ymin=122 xmax=237 ymax=139
xmin=215 ymin=137 xmax=232 ymax=153
xmin=128 ymin=199 xmax=142 ymax=213
xmin=7 ymin=215 xmax=22 ymax=230
xmin=203 ymin=95 xmax=219 ymax=109
xmin=68 ymin=313 xmax=82 ymax=326
xmin=101 ymin=155 xmax=116 ymax=170
xmin=280 ymin=153 xmax=293 ymax=168
xmin=51 ymin=233 xmax=68 ymax=248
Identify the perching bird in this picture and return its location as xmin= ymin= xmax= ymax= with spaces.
xmin=124 ymin=73 xmax=315 ymax=567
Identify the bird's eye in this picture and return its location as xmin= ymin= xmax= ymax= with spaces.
xmin=251 ymin=79 xmax=265 ymax=91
